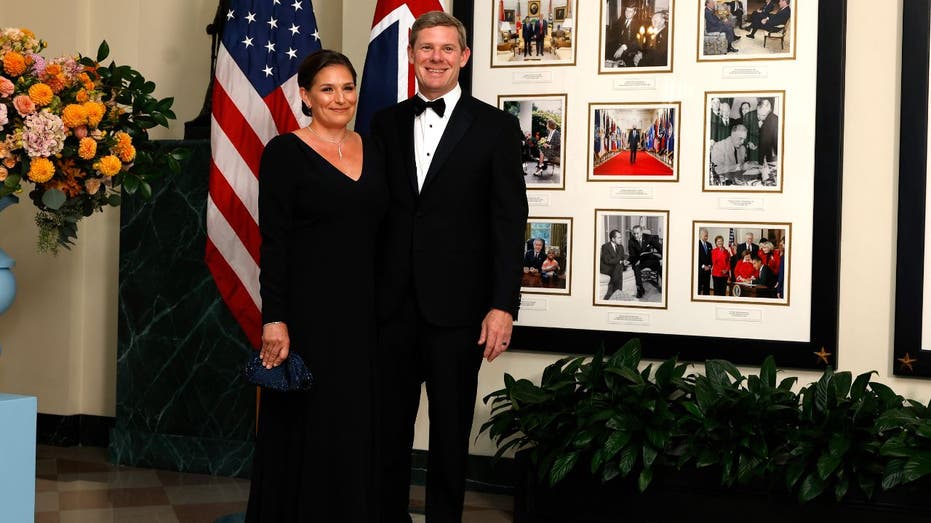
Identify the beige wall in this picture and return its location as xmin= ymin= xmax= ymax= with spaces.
xmin=0 ymin=1 xmax=918 ymax=457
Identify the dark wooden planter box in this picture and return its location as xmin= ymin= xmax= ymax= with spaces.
xmin=514 ymin=452 xmax=931 ymax=523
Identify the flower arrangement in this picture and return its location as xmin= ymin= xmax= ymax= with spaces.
xmin=0 ymin=28 xmax=185 ymax=253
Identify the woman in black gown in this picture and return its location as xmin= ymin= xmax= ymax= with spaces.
xmin=246 ymin=50 xmax=386 ymax=522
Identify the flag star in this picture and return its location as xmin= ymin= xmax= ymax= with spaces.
xmin=286 ymin=47 xmax=298 ymax=59
xmin=265 ymin=41 xmax=276 ymax=52
xmin=289 ymin=23 xmax=300 ymax=35
xmin=226 ymin=9 xmax=234 ymax=20
xmin=263 ymin=65 xmax=274 ymax=77
xmin=311 ymin=29 xmax=320 ymax=41
xmin=242 ymin=36 xmax=254 ymax=48
xmin=273 ymin=0 xmax=280 ymax=4
xmin=245 ymin=11 xmax=256 ymax=23
xmin=292 ymin=0 xmax=302 ymax=11
xmin=267 ymin=17 xmax=278 ymax=29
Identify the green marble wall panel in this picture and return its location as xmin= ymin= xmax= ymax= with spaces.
xmin=111 ymin=140 xmax=256 ymax=477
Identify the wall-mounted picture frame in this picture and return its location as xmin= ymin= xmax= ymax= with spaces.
xmin=491 ymin=0 xmax=579 ymax=68
xmin=500 ymin=93 xmax=567 ymax=190
xmin=691 ymin=220 xmax=790 ymax=305
xmin=588 ymin=102 xmax=679 ymax=182
xmin=523 ymin=217 xmax=573 ymax=295
xmin=599 ymin=0 xmax=674 ymax=74
xmin=697 ymin=0 xmax=797 ymax=62
xmin=703 ymin=90 xmax=785 ymax=193
xmin=594 ymin=209 xmax=668 ymax=309
xmin=459 ymin=0 xmax=845 ymax=369
xmin=894 ymin=0 xmax=931 ymax=377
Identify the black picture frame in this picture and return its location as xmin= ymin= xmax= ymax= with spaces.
xmin=455 ymin=1 xmax=846 ymax=369
xmin=893 ymin=0 xmax=931 ymax=377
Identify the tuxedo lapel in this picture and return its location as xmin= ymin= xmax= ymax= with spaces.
xmin=398 ymin=100 xmax=419 ymax=195
xmin=420 ymin=97 xmax=474 ymax=194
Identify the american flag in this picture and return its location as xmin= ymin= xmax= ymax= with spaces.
xmin=355 ymin=0 xmax=446 ymax=135
xmin=207 ymin=0 xmax=321 ymax=348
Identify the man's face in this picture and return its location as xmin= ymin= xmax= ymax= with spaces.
xmin=758 ymin=100 xmax=772 ymax=119
xmin=710 ymin=98 xmax=720 ymax=113
xmin=652 ymin=14 xmax=665 ymax=30
xmin=408 ymin=25 xmax=471 ymax=100
xmin=611 ymin=233 xmax=622 ymax=245
xmin=779 ymin=0 xmax=788 ymax=8
xmin=734 ymin=131 xmax=747 ymax=146
xmin=533 ymin=240 xmax=543 ymax=253
xmin=625 ymin=7 xmax=636 ymax=20
xmin=633 ymin=227 xmax=643 ymax=241
xmin=745 ymin=233 xmax=754 ymax=244
xmin=700 ymin=230 xmax=708 ymax=241
xmin=720 ymin=103 xmax=731 ymax=118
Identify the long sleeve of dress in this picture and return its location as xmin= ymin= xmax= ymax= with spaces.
xmin=258 ymin=136 xmax=294 ymax=325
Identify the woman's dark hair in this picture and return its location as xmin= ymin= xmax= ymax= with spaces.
xmin=297 ymin=49 xmax=358 ymax=117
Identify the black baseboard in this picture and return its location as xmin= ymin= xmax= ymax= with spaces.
xmin=36 ymin=413 xmax=114 ymax=447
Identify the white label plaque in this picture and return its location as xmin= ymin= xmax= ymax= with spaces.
xmin=527 ymin=194 xmax=551 ymax=207
xmin=722 ymin=66 xmax=769 ymax=79
xmin=607 ymin=312 xmax=651 ymax=326
xmin=513 ymin=71 xmax=553 ymax=84
xmin=611 ymin=187 xmax=654 ymax=199
xmin=520 ymin=298 xmax=548 ymax=311
xmin=718 ymin=197 xmax=765 ymax=211
xmin=613 ymin=77 xmax=656 ymax=90
xmin=715 ymin=308 xmax=763 ymax=323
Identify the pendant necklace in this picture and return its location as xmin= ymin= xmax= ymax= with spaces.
xmin=307 ymin=125 xmax=349 ymax=160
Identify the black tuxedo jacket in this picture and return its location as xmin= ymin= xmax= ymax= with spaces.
xmin=370 ymin=94 xmax=528 ymax=326
xmin=698 ymin=240 xmax=713 ymax=268
xmin=600 ymin=241 xmax=626 ymax=276
xmin=628 ymin=234 xmax=662 ymax=264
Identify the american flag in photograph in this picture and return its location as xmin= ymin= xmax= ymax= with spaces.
xmin=207 ymin=0 xmax=320 ymax=348
xmin=355 ymin=0 xmax=445 ymax=135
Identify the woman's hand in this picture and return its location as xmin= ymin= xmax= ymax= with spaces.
xmin=260 ymin=322 xmax=290 ymax=369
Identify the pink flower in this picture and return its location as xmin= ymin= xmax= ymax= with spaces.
xmin=73 ymin=125 xmax=88 ymax=138
xmin=13 ymin=94 xmax=35 ymax=116
xmin=0 ymin=76 xmax=12 ymax=97
xmin=0 ymin=104 xmax=6 ymax=131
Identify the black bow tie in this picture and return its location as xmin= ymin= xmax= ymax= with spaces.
xmin=412 ymin=96 xmax=446 ymax=117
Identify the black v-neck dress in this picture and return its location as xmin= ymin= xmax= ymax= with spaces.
xmin=246 ymin=132 xmax=387 ymax=522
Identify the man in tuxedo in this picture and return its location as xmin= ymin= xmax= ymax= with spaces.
xmin=524 ymin=238 xmax=546 ymax=273
xmin=628 ymin=127 xmax=640 ymax=164
xmin=704 ymin=0 xmax=739 ymax=53
xmin=628 ymin=225 xmax=663 ymax=298
xmin=697 ymin=228 xmax=713 ymax=295
xmin=747 ymin=0 xmax=790 ymax=38
xmin=600 ymin=229 xmax=629 ymax=300
xmin=747 ymin=0 xmax=780 ymax=30
xmin=642 ymin=11 xmax=669 ymax=67
xmin=369 ymin=11 xmax=528 ymax=523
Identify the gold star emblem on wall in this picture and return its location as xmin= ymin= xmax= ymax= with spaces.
xmin=813 ymin=347 xmax=832 ymax=365
xmin=898 ymin=353 xmax=919 ymax=372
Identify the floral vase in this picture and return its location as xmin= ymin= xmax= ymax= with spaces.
xmin=0 ymin=195 xmax=17 ymax=315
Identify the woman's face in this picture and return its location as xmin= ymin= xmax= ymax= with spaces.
xmin=740 ymin=102 xmax=751 ymax=115
xmin=715 ymin=237 xmax=723 ymax=248
xmin=762 ymin=243 xmax=772 ymax=253
xmin=300 ymin=64 xmax=357 ymax=129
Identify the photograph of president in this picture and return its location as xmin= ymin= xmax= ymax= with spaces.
xmin=601 ymin=0 xmax=674 ymax=73
xmin=594 ymin=210 xmax=668 ymax=308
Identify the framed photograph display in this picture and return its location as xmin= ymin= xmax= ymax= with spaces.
xmin=697 ymin=0 xmax=797 ymax=62
xmin=703 ymin=91 xmax=784 ymax=192
xmin=523 ymin=217 xmax=573 ymax=295
xmin=500 ymin=94 xmax=567 ymax=190
xmin=458 ymin=1 xmax=844 ymax=369
xmin=894 ymin=0 xmax=931 ymax=377
xmin=588 ymin=102 xmax=679 ymax=182
xmin=691 ymin=221 xmax=790 ymax=305
xmin=491 ymin=0 xmax=579 ymax=68
xmin=594 ymin=210 xmax=669 ymax=308
xmin=599 ymin=0 xmax=674 ymax=74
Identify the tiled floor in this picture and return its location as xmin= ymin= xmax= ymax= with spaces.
xmin=35 ymin=445 xmax=514 ymax=522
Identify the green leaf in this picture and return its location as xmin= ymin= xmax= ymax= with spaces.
xmin=603 ymin=430 xmax=632 ymax=461
xmin=799 ymin=472 xmax=825 ymax=502
xmin=642 ymin=445 xmax=658 ymax=468
xmin=572 ymin=430 xmax=594 ymax=449
xmin=835 ymin=474 xmax=850 ymax=501
xmin=637 ymin=467 xmax=654 ymax=492
xmin=139 ymin=181 xmax=152 ymax=199
xmin=617 ymin=445 xmax=638 ymax=476
xmin=850 ymin=371 xmax=875 ymax=401
xmin=549 ymin=452 xmax=579 ymax=486
xmin=785 ymin=460 xmax=805 ymax=489
xmin=41 ymin=188 xmax=67 ymax=210
xmin=760 ymin=355 xmax=777 ymax=388
xmin=97 ymin=40 xmax=110 ymax=62
xmin=833 ymin=371 xmax=852 ymax=400
xmin=4 ymin=173 xmax=21 ymax=187
xmin=107 ymin=194 xmax=122 ymax=206
xmin=123 ymin=174 xmax=140 ymax=195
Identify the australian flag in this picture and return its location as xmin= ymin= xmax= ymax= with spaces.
xmin=355 ymin=0 xmax=445 ymax=135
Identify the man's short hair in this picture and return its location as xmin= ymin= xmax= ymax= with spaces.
xmin=410 ymin=11 xmax=468 ymax=51
xmin=731 ymin=124 xmax=748 ymax=137
xmin=609 ymin=229 xmax=622 ymax=240
xmin=757 ymin=97 xmax=774 ymax=109
xmin=632 ymin=225 xmax=643 ymax=232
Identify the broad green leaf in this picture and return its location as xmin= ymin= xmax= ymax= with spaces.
xmin=642 ymin=445 xmax=658 ymax=468
xmin=617 ymin=445 xmax=638 ymax=476
xmin=833 ymin=371 xmax=852 ymax=400
xmin=850 ymin=371 xmax=875 ymax=401
xmin=760 ymin=355 xmax=777 ymax=388
xmin=41 ymin=188 xmax=66 ymax=210
xmin=638 ymin=467 xmax=654 ymax=492
xmin=548 ymin=451 xmax=579 ymax=486
xmin=799 ymin=472 xmax=825 ymax=502
xmin=603 ymin=430 xmax=632 ymax=461
xmin=97 ymin=40 xmax=110 ymax=61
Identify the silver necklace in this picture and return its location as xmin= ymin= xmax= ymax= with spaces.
xmin=306 ymin=125 xmax=349 ymax=159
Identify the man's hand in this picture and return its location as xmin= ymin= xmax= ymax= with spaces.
xmin=613 ymin=44 xmax=628 ymax=59
xmin=260 ymin=322 xmax=290 ymax=369
xmin=478 ymin=309 xmax=513 ymax=362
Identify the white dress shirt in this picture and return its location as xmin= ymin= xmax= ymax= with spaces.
xmin=413 ymin=84 xmax=461 ymax=192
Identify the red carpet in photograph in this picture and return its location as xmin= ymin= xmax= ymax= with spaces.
xmin=593 ymin=151 xmax=673 ymax=176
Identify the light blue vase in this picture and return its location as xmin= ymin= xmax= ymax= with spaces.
xmin=0 ymin=247 xmax=14 ymax=316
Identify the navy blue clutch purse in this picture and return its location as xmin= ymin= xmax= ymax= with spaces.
xmin=244 ymin=352 xmax=314 ymax=391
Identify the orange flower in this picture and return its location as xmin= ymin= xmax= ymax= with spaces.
xmin=28 ymin=157 xmax=55 ymax=183
xmin=2 ymin=51 xmax=26 ymax=76
xmin=59 ymin=158 xmax=86 ymax=179
xmin=84 ymin=101 xmax=105 ymax=127
xmin=75 ymin=89 xmax=89 ymax=103
xmin=78 ymin=137 xmax=97 ymax=160
xmin=62 ymin=104 xmax=88 ymax=128
xmin=118 ymin=144 xmax=136 ymax=163
xmin=48 ymin=177 xmax=82 ymax=197
xmin=45 ymin=63 xmax=62 ymax=76
xmin=46 ymin=75 xmax=66 ymax=94
xmin=28 ymin=83 xmax=53 ymax=106
xmin=94 ymin=155 xmax=121 ymax=177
